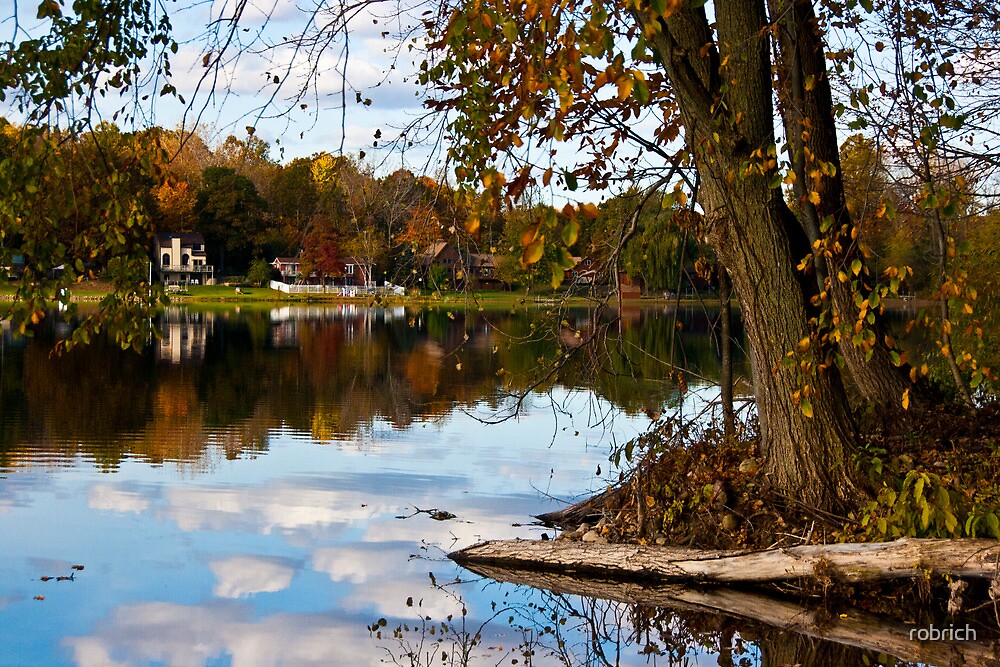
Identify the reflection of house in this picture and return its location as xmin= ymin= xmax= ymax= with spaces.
xmin=155 ymin=232 xmax=214 ymax=286
xmin=157 ymin=309 xmax=214 ymax=363
xmin=271 ymin=256 xmax=301 ymax=283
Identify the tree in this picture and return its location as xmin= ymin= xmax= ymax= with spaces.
xmin=300 ymin=223 xmax=344 ymax=284
xmin=246 ymin=258 xmax=275 ymax=286
xmin=420 ymin=0 xmax=990 ymax=510
xmin=0 ymin=0 xmax=180 ymax=348
xmin=196 ymin=166 xmax=268 ymax=275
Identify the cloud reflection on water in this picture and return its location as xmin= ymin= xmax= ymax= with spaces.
xmin=210 ymin=556 xmax=298 ymax=599
xmin=65 ymin=602 xmax=386 ymax=667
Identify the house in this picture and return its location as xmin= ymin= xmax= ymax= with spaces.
xmin=468 ymin=253 xmax=501 ymax=287
xmin=155 ymin=232 xmax=214 ymax=286
xmin=340 ymin=257 xmax=373 ymax=286
xmin=417 ymin=241 xmax=464 ymax=285
xmin=567 ymin=256 xmax=599 ymax=285
xmin=271 ymin=256 xmax=302 ymax=283
xmin=3 ymin=253 xmax=25 ymax=280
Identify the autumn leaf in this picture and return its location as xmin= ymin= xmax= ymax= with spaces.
xmin=521 ymin=237 xmax=545 ymax=266
xmin=561 ymin=218 xmax=580 ymax=246
xmin=465 ymin=211 xmax=480 ymax=234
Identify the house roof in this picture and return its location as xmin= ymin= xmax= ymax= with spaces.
xmin=468 ymin=253 xmax=496 ymax=268
xmin=272 ymin=256 xmax=300 ymax=264
xmin=155 ymin=232 xmax=206 ymax=246
xmin=418 ymin=241 xmax=452 ymax=258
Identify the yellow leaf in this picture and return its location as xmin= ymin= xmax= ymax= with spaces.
xmin=616 ymin=77 xmax=633 ymax=101
xmin=800 ymin=399 xmax=814 ymax=418
xmin=808 ymin=191 xmax=821 ymax=205
xmin=521 ymin=237 xmax=545 ymax=266
xmin=465 ymin=212 xmax=480 ymax=234
xmin=579 ymin=202 xmax=599 ymax=219
xmin=901 ymin=388 xmax=910 ymax=410
xmin=520 ymin=223 xmax=540 ymax=246
xmin=456 ymin=362 xmax=462 ymax=371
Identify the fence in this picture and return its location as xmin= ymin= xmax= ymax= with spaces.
xmin=269 ymin=281 xmax=405 ymax=296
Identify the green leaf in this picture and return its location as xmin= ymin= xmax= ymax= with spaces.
xmin=561 ymin=219 xmax=579 ymax=247
xmin=563 ymin=170 xmax=578 ymax=191
xmin=549 ymin=261 xmax=564 ymax=289
xmin=632 ymin=78 xmax=650 ymax=105
xmin=987 ymin=513 xmax=1000 ymax=538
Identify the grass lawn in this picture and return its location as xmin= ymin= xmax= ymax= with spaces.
xmin=2 ymin=280 xmax=705 ymax=309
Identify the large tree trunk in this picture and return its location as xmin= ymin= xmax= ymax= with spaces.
xmin=635 ymin=0 xmax=867 ymax=511
xmin=451 ymin=537 xmax=1000 ymax=583
xmin=769 ymin=0 xmax=919 ymax=412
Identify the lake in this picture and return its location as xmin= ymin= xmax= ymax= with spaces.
xmin=0 ymin=304 xmax=992 ymax=666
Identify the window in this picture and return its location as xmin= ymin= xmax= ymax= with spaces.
xmin=181 ymin=254 xmax=190 ymax=266
xmin=346 ymin=264 xmax=355 ymax=274
xmin=162 ymin=253 xmax=170 ymax=267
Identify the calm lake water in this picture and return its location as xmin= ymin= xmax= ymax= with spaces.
xmin=0 ymin=304 xmax=993 ymax=666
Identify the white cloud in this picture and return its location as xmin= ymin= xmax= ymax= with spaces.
xmin=160 ymin=483 xmax=386 ymax=536
xmin=65 ymin=602 xmax=388 ymax=667
xmin=88 ymin=484 xmax=151 ymax=514
xmin=210 ymin=556 xmax=297 ymax=598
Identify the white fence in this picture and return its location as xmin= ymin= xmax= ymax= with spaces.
xmin=269 ymin=281 xmax=405 ymax=296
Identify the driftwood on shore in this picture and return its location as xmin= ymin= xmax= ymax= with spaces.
xmin=450 ymin=537 xmax=1000 ymax=584
xmin=459 ymin=562 xmax=1000 ymax=666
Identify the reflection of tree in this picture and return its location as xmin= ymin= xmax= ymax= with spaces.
xmin=1 ymin=305 xmax=746 ymax=471
xmin=374 ymin=573 xmax=979 ymax=667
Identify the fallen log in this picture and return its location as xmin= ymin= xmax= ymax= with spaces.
xmin=449 ymin=537 xmax=1000 ymax=583
xmin=459 ymin=562 xmax=1000 ymax=666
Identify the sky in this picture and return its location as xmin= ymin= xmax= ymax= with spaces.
xmin=2 ymin=0 xmax=439 ymax=169
xmin=0 ymin=0 xmax=676 ymax=204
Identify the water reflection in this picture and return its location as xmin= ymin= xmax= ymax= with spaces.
xmin=12 ymin=304 xmax=961 ymax=666
xmin=1 ymin=304 xmax=745 ymax=472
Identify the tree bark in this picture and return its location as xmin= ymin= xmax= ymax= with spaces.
xmin=768 ymin=0 xmax=918 ymax=413
xmin=634 ymin=0 xmax=867 ymax=511
xmin=451 ymin=537 xmax=1000 ymax=584
xmin=456 ymin=564 xmax=1000 ymax=667
xmin=718 ymin=264 xmax=736 ymax=439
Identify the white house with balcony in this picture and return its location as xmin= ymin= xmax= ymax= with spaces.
xmin=154 ymin=232 xmax=215 ymax=286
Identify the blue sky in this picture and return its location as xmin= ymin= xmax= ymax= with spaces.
xmin=1 ymin=0 xmax=435 ymax=166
